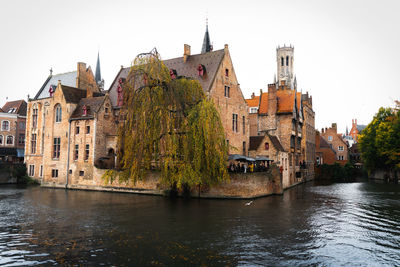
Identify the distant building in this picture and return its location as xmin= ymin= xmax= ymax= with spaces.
xmin=315 ymin=130 xmax=336 ymax=165
xmin=349 ymin=119 xmax=366 ymax=143
xmin=0 ymin=100 xmax=27 ymax=162
xmin=246 ymin=45 xmax=316 ymax=187
xmin=319 ymin=123 xmax=348 ymax=165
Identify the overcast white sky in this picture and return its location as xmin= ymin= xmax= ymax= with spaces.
xmin=0 ymin=0 xmax=399 ymax=133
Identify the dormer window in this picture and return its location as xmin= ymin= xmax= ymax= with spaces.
xmin=169 ymin=69 xmax=177 ymax=79
xmin=82 ymin=105 xmax=87 ymax=116
xmin=49 ymin=85 xmax=55 ymax=97
xmin=197 ymin=64 xmax=206 ymax=77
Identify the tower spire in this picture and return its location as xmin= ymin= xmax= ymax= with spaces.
xmin=95 ymin=51 xmax=101 ymax=83
xmin=95 ymin=51 xmax=104 ymax=90
xmin=201 ymin=18 xmax=212 ymax=54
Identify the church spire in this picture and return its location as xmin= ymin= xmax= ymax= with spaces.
xmin=95 ymin=51 xmax=101 ymax=83
xmin=201 ymin=18 xmax=212 ymax=54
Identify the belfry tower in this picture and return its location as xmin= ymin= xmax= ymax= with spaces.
xmin=276 ymin=45 xmax=294 ymax=88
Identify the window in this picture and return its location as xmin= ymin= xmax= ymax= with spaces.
xmin=53 ymin=137 xmax=60 ymax=159
xmin=74 ymin=144 xmax=79 ymax=160
xmin=85 ymin=144 xmax=89 ymax=161
xmin=316 ymin=157 xmax=320 ymax=165
xmin=226 ymin=139 xmax=229 ymax=149
xmin=243 ymin=141 xmax=246 ymax=156
xmin=225 ymin=68 xmax=229 ymax=77
xmin=328 ymin=136 xmax=332 ymax=141
xmin=265 ymin=142 xmax=269 ymax=150
xmin=249 ymin=107 xmax=258 ymax=113
xmin=55 ymin=104 xmax=62 ymax=123
xmin=31 ymin=134 xmax=37 ymax=154
xmin=6 ymin=136 xmax=13 ymax=145
xmin=286 ymin=56 xmax=289 ymax=66
xmin=281 ymin=57 xmax=284 ymax=66
xmin=18 ymin=134 xmax=25 ymax=145
xmin=40 ymin=165 xmax=43 ymax=178
xmin=290 ymin=136 xmax=295 ymax=148
xmin=242 ymin=116 xmax=245 ymax=134
xmin=76 ymin=126 xmax=80 ymax=134
xmin=52 ymin=169 xmax=58 ymax=178
xmin=232 ymin=114 xmax=238 ymax=132
xmin=0 ymin=135 xmax=3 ymax=145
xmin=338 ymin=146 xmax=344 ymax=151
xmin=105 ymin=107 xmax=109 ymax=114
xmin=28 ymin=165 xmax=34 ymax=176
xmin=79 ymin=171 xmax=84 ymax=176
xmin=19 ymin=122 xmax=25 ymax=130
xmin=338 ymin=155 xmax=344 ymax=161
xmin=2 ymin=121 xmax=10 ymax=131
xmin=32 ymin=107 xmax=38 ymax=128
xmin=224 ymin=86 xmax=230 ymax=97
xmin=285 ymin=158 xmax=288 ymax=170
xmin=86 ymin=126 xmax=90 ymax=134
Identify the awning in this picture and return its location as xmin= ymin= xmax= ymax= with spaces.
xmin=255 ymin=156 xmax=273 ymax=161
xmin=0 ymin=148 xmax=18 ymax=156
xmin=228 ymin=154 xmax=256 ymax=162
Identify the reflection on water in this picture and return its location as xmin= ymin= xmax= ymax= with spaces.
xmin=0 ymin=182 xmax=400 ymax=266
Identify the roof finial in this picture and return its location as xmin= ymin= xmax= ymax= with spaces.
xmin=50 ymin=67 xmax=53 ymax=75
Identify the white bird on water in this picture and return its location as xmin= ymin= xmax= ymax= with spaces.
xmin=245 ymin=200 xmax=253 ymax=206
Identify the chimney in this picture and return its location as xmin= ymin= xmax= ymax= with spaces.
xmin=268 ymin=83 xmax=277 ymax=116
xmin=183 ymin=44 xmax=191 ymax=63
xmin=332 ymin=123 xmax=337 ymax=133
xmin=322 ymin=128 xmax=324 ymax=133
xmin=251 ymin=92 xmax=255 ymax=99
xmin=76 ymin=62 xmax=86 ymax=89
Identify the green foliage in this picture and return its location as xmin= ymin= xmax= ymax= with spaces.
xmin=316 ymin=163 xmax=359 ymax=182
xmin=359 ymin=107 xmax=400 ymax=174
xmin=116 ymin=49 xmax=229 ymax=190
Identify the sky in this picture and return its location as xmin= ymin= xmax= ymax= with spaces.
xmin=0 ymin=0 xmax=399 ymax=133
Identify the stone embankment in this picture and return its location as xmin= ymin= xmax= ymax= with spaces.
xmin=41 ymin=166 xmax=286 ymax=199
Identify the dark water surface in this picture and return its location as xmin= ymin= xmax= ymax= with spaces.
xmin=1 ymin=181 xmax=400 ymax=266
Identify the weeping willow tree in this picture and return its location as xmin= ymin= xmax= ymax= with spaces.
xmin=117 ymin=48 xmax=228 ymax=190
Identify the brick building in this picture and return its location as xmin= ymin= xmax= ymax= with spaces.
xmin=349 ymin=119 xmax=366 ymax=143
xmin=24 ymin=61 xmax=117 ymax=184
xmin=319 ymin=123 xmax=348 ymax=165
xmin=246 ymin=45 xmax=316 ymax=187
xmin=0 ymin=100 xmax=27 ymax=162
xmin=109 ymin=27 xmax=249 ymax=156
xmin=315 ymin=130 xmax=336 ymax=165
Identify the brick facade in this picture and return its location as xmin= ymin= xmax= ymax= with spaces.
xmin=320 ymin=123 xmax=349 ymax=165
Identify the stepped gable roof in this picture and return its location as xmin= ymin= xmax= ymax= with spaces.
xmin=245 ymin=96 xmax=260 ymax=108
xmin=34 ymin=71 xmax=77 ymax=100
xmin=259 ymin=90 xmax=301 ymax=114
xmin=1 ymin=100 xmax=27 ymax=116
xmin=163 ymin=49 xmax=225 ymax=92
xmin=60 ymin=85 xmax=87 ymax=104
xmin=249 ymin=136 xmax=264 ymax=151
xmin=70 ymin=96 xmax=106 ymax=120
xmin=269 ymin=135 xmax=285 ymax=152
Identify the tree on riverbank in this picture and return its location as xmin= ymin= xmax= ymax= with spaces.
xmin=359 ymin=107 xmax=400 ymax=178
xmin=116 ymin=49 xmax=229 ymax=190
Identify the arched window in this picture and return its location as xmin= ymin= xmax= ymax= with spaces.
xmin=32 ymin=105 xmax=38 ymax=128
xmin=6 ymin=135 xmax=13 ymax=145
xmin=286 ymin=56 xmax=289 ymax=66
xmin=55 ymin=104 xmax=62 ymax=123
xmin=1 ymin=121 xmax=10 ymax=131
xmin=281 ymin=57 xmax=284 ymax=66
xmin=0 ymin=135 xmax=3 ymax=145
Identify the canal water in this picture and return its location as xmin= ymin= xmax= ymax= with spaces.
xmin=0 ymin=181 xmax=400 ymax=266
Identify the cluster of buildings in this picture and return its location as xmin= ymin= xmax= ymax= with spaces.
xmin=0 ymin=26 xmax=364 ymax=189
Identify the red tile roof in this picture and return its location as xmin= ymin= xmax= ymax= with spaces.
xmin=245 ymin=96 xmax=260 ymax=107
xmin=259 ymin=90 xmax=301 ymax=115
xmin=1 ymin=100 xmax=27 ymax=116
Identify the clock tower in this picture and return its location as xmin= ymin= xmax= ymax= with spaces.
xmin=276 ymin=45 xmax=294 ymax=88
